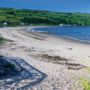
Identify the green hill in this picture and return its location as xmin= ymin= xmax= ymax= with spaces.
xmin=0 ymin=7 xmax=90 ymax=26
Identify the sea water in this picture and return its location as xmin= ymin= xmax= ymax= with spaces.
xmin=34 ymin=26 xmax=90 ymax=43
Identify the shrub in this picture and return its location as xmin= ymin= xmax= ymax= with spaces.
xmin=80 ymin=77 xmax=90 ymax=90
xmin=0 ymin=37 xmax=5 ymax=45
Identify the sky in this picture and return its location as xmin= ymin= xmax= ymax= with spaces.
xmin=0 ymin=0 xmax=90 ymax=13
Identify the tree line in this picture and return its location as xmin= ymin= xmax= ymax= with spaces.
xmin=0 ymin=7 xmax=90 ymax=26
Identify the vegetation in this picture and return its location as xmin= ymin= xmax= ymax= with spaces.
xmin=0 ymin=7 xmax=90 ymax=26
xmin=80 ymin=77 xmax=90 ymax=90
xmin=0 ymin=36 xmax=5 ymax=45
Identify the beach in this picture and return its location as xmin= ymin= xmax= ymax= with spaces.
xmin=0 ymin=26 xmax=90 ymax=90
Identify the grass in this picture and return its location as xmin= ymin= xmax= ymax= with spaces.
xmin=0 ymin=36 xmax=6 ymax=45
xmin=80 ymin=77 xmax=90 ymax=90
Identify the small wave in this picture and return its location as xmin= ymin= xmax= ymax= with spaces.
xmin=36 ymin=31 xmax=48 ymax=33
xmin=62 ymin=35 xmax=90 ymax=43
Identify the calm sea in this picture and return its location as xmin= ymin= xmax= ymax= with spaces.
xmin=34 ymin=26 xmax=90 ymax=43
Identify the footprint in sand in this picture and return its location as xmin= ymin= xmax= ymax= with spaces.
xmin=68 ymin=48 xmax=73 ymax=50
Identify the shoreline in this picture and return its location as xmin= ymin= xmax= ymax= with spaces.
xmin=1 ymin=26 xmax=90 ymax=45
xmin=51 ymin=34 xmax=90 ymax=45
xmin=27 ymin=26 xmax=90 ymax=45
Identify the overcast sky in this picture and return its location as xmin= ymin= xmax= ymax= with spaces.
xmin=0 ymin=0 xmax=90 ymax=13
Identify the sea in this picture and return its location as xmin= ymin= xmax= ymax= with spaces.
xmin=33 ymin=26 xmax=90 ymax=43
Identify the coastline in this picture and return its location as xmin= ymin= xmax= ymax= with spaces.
xmin=30 ymin=26 xmax=90 ymax=46
xmin=30 ymin=26 xmax=90 ymax=45
xmin=0 ymin=26 xmax=90 ymax=90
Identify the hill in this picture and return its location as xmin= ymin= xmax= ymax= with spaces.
xmin=0 ymin=7 xmax=90 ymax=26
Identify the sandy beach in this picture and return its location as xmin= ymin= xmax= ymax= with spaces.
xmin=0 ymin=26 xmax=90 ymax=90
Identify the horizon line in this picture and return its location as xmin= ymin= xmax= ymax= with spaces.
xmin=0 ymin=6 xmax=90 ymax=14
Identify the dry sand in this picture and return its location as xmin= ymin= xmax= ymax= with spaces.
xmin=0 ymin=26 xmax=90 ymax=90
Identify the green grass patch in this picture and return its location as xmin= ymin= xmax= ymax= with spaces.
xmin=80 ymin=77 xmax=90 ymax=90
xmin=0 ymin=36 xmax=6 ymax=45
